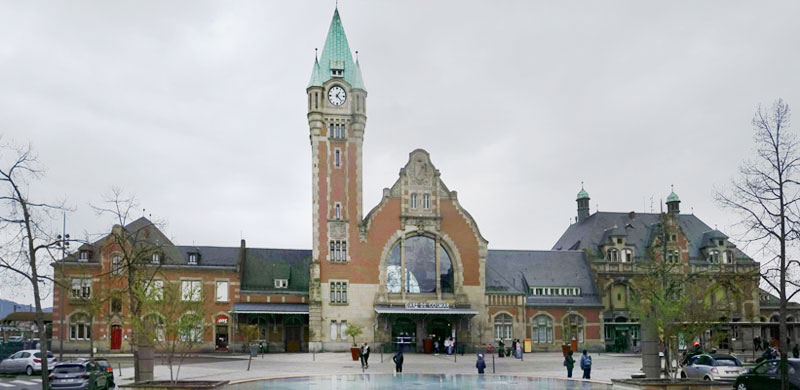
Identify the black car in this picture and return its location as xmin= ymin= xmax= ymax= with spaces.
xmin=734 ymin=358 xmax=800 ymax=390
xmin=49 ymin=360 xmax=112 ymax=390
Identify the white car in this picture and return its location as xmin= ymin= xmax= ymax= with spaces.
xmin=0 ymin=349 xmax=56 ymax=375
xmin=681 ymin=353 xmax=747 ymax=381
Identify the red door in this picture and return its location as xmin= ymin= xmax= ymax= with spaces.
xmin=111 ymin=326 xmax=122 ymax=350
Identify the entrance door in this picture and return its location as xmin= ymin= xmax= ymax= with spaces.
xmin=111 ymin=326 xmax=122 ymax=350
xmin=216 ymin=325 xmax=229 ymax=349
xmin=427 ymin=318 xmax=452 ymax=353
xmin=285 ymin=326 xmax=302 ymax=352
xmin=392 ymin=317 xmax=416 ymax=351
xmin=614 ymin=329 xmax=629 ymax=352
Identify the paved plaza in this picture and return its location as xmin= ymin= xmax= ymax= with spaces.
xmin=117 ymin=352 xmax=642 ymax=386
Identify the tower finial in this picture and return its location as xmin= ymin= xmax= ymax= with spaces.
xmin=335 ymin=0 xmax=338 ymax=9
xmin=581 ymin=180 xmax=584 ymax=190
xmin=355 ymin=50 xmax=359 ymax=62
xmin=315 ymin=47 xmax=318 ymax=60
xmin=671 ymin=184 xmax=674 ymax=192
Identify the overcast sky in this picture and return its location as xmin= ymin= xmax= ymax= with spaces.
xmin=2 ymin=1 xmax=799 ymax=306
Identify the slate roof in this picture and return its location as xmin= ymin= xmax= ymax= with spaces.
xmin=174 ymin=246 xmax=238 ymax=267
xmin=240 ymin=249 xmax=311 ymax=292
xmin=552 ymin=212 xmax=755 ymax=264
xmin=486 ymin=250 xmax=602 ymax=307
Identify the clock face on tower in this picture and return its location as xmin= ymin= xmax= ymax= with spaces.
xmin=328 ymin=86 xmax=346 ymax=106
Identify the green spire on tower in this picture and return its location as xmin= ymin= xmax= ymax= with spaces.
xmin=308 ymin=8 xmax=366 ymax=91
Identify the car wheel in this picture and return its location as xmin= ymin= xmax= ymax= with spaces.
xmin=680 ymin=371 xmax=687 ymax=378
xmin=736 ymin=382 xmax=747 ymax=390
xmin=703 ymin=375 xmax=711 ymax=381
xmin=25 ymin=366 xmax=33 ymax=376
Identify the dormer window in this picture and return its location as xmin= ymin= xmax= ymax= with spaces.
xmin=722 ymin=250 xmax=734 ymax=264
xmin=616 ymin=238 xmax=622 ymax=244
xmin=606 ymin=248 xmax=619 ymax=262
xmin=718 ymin=239 xmax=725 ymax=246
xmin=331 ymin=69 xmax=343 ymax=77
xmin=151 ymin=253 xmax=161 ymax=264
xmin=79 ymin=251 xmax=89 ymax=262
xmin=188 ymin=253 xmax=198 ymax=265
xmin=622 ymin=248 xmax=633 ymax=263
xmin=274 ymin=279 xmax=288 ymax=289
xmin=707 ymin=250 xmax=720 ymax=264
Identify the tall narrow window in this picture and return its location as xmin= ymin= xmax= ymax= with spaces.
xmin=494 ymin=314 xmax=513 ymax=341
xmin=329 ymin=123 xmax=334 ymax=137
xmin=79 ymin=251 xmax=89 ymax=262
xmin=622 ymin=249 xmax=633 ymax=263
xmin=335 ymin=204 xmax=341 ymax=219
xmin=330 ymin=321 xmax=339 ymax=340
xmin=410 ymin=193 xmax=418 ymax=209
xmin=215 ymin=280 xmax=229 ymax=302
xmin=335 ymin=242 xmax=341 ymax=261
xmin=111 ymin=255 xmax=123 ymax=275
xmin=334 ymin=149 xmax=341 ymax=167
xmin=422 ymin=194 xmax=431 ymax=209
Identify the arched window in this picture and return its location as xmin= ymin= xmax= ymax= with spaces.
xmin=563 ymin=314 xmax=584 ymax=343
xmin=770 ymin=315 xmax=780 ymax=323
xmin=385 ymin=235 xmax=454 ymax=294
xmin=69 ymin=313 xmax=91 ymax=341
xmin=532 ymin=315 xmax=553 ymax=344
xmin=621 ymin=249 xmax=633 ymax=263
xmin=606 ymin=248 xmax=619 ymax=262
xmin=707 ymin=250 xmax=720 ymax=264
xmin=494 ymin=314 xmax=513 ymax=341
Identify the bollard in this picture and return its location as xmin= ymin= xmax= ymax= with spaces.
xmin=118 ymin=363 xmax=121 ymax=377
xmin=313 ymin=351 xmax=315 ymax=361
xmin=381 ymin=347 xmax=383 ymax=363
xmin=492 ymin=353 xmax=495 ymax=373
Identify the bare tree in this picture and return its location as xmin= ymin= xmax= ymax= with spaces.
xmin=717 ymin=98 xmax=797 ymax=390
xmin=91 ymin=187 xmax=167 ymax=382
xmin=0 ymin=141 xmax=67 ymax=390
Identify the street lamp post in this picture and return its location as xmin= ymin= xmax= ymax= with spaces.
xmin=55 ymin=213 xmax=70 ymax=360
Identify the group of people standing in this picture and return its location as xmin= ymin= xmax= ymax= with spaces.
xmin=562 ymin=350 xmax=592 ymax=379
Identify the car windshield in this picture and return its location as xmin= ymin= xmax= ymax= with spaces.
xmin=714 ymin=357 xmax=742 ymax=366
xmin=33 ymin=352 xmax=54 ymax=359
xmin=53 ymin=365 xmax=86 ymax=374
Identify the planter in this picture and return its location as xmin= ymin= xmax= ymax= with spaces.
xmin=121 ymin=380 xmax=229 ymax=390
xmin=350 ymin=347 xmax=360 ymax=361
xmin=611 ymin=378 xmax=731 ymax=390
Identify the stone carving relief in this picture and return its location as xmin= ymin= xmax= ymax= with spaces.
xmin=329 ymin=221 xmax=347 ymax=240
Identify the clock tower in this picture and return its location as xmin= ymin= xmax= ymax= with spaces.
xmin=306 ymin=7 xmax=367 ymax=351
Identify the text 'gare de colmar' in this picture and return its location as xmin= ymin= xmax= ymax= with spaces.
xmin=52 ymin=8 xmax=789 ymax=356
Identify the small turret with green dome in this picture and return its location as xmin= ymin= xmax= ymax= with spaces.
xmin=666 ymin=185 xmax=680 ymax=214
xmin=576 ymin=182 xmax=591 ymax=223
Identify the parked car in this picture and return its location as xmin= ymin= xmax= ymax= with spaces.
xmin=734 ymin=358 xmax=800 ymax=390
xmin=680 ymin=353 xmax=746 ymax=381
xmin=0 ymin=349 xmax=56 ymax=375
xmin=49 ymin=360 xmax=113 ymax=390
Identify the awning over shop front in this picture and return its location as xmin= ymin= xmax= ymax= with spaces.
xmin=374 ymin=305 xmax=478 ymax=315
xmin=231 ymin=303 xmax=309 ymax=315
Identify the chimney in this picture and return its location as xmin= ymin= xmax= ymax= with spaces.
xmin=236 ymin=239 xmax=246 ymax=273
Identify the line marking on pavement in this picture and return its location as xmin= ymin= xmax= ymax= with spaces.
xmin=32 ymin=379 xmax=42 ymax=382
xmin=0 ymin=382 xmax=14 ymax=387
xmin=12 ymin=380 xmax=37 ymax=385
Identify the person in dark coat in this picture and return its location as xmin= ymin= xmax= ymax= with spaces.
xmin=393 ymin=348 xmax=404 ymax=373
xmin=793 ymin=343 xmax=799 ymax=359
xmin=564 ymin=350 xmax=575 ymax=378
xmin=476 ymin=353 xmax=486 ymax=374
xmin=754 ymin=336 xmax=762 ymax=351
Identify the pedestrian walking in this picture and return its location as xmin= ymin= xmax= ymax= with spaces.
xmin=793 ymin=343 xmax=799 ymax=359
xmin=359 ymin=343 xmax=366 ymax=368
xmin=754 ymin=336 xmax=761 ymax=351
xmin=434 ymin=339 xmax=440 ymax=355
xmin=564 ymin=350 xmax=575 ymax=378
xmin=476 ymin=353 xmax=486 ymax=374
xmin=393 ymin=347 xmax=404 ymax=373
xmin=515 ymin=339 xmax=522 ymax=359
xmin=580 ymin=350 xmax=592 ymax=379
xmin=444 ymin=337 xmax=451 ymax=355
xmin=363 ymin=342 xmax=371 ymax=368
